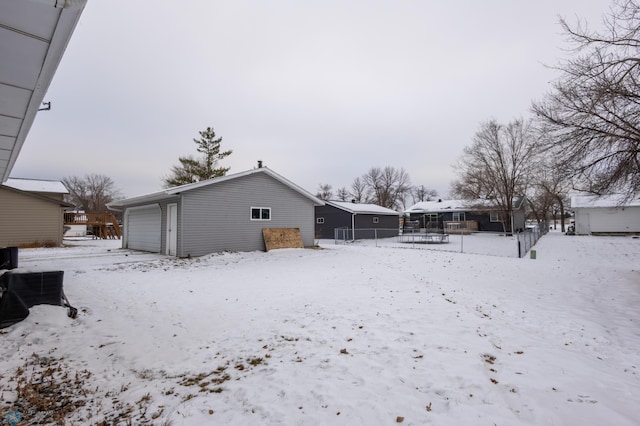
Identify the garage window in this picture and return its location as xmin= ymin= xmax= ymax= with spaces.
xmin=251 ymin=207 xmax=271 ymax=221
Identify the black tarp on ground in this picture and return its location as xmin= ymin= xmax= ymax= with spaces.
xmin=0 ymin=270 xmax=76 ymax=329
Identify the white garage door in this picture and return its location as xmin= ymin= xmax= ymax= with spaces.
xmin=126 ymin=204 xmax=161 ymax=252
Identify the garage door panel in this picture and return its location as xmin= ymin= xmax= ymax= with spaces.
xmin=127 ymin=205 xmax=161 ymax=252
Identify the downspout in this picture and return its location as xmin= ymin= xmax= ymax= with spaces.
xmin=351 ymin=213 xmax=355 ymax=242
xmin=510 ymin=212 xmax=515 ymax=235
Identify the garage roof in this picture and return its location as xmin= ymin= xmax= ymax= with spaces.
xmin=326 ymin=201 xmax=399 ymax=215
xmin=0 ymin=0 xmax=87 ymax=182
xmin=108 ymin=167 xmax=326 ymax=209
xmin=571 ymin=194 xmax=640 ymax=208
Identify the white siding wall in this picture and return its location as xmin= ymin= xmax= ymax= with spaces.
xmin=576 ymin=206 xmax=640 ymax=234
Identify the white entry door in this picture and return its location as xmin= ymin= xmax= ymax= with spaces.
xmin=166 ymin=203 xmax=177 ymax=256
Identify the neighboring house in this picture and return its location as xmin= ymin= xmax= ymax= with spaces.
xmin=571 ymin=194 xmax=640 ymax=235
xmin=107 ymin=167 xmax=324 ymax=256
xmin=315 ymin=200 xmax=400 ymax=239
xmin=404 ymin=197 xmax=527 ymax=233
xmin=0 ymin=178 xmax=71 ymax=247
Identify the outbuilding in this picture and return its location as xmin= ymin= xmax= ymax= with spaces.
xmin=0 ymin=178 xmax=71 ymax=247
xmin=571 ymin=194 xmax=640 ymax=235
xmin=107 ymin=168 xmax=324 ymax=256
xmin=315 ymin=200 xmax=399 ymax=239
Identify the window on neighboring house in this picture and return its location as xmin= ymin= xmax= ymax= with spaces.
xmin=424 ymin=213 xmax=439 ymax=227
xmin=490 ymin=212 xmax=499 ymax=222
xmin=452 ymin=212 xmax=466 ymax=222
xmin=373 ymin=217 xmax=379 ymax=224
xmin=316 ymin=217 xmax=325 ymax=224
xmin=251 ymin=207 xmax=271 ymax=221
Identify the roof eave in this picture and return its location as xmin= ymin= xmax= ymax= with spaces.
xmin=2 ymin=1 xmax=87 ymax=183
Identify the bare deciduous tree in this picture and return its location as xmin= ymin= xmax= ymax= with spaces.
xmin=412 ymin=185 xmax=438 ymax=204
xmin=350 ymin=177 xmax=368 ymax=203
xmin=62 ymin=174 xmax=122 ymax=212
xmin=532 ymin=0 xmax=640 ymax=198
xmin=528 ymin=151 xmax=572 ymax=231
xmin=452 ymin=118 xmax=538 ymax=233
xmin=362 ymin=166 xmax=411 ymax=209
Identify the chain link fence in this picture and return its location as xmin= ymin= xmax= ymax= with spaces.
xmin=517 ymin=221 xmax=549 ymax=258
xmin=331 ymin=222 xmax=550 ymax=258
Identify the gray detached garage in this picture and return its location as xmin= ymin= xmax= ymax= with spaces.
xmin=108 ymin=168 xmax=324 ymax=256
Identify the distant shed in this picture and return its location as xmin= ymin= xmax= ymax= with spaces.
xmin=571 ymin=194 xmax=640 ymax=235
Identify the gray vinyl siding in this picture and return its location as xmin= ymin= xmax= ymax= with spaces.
xmin=179 ymin=173 xmax=315 ymax=256
xmin=353 ymin=213 xmax=399 ymax=238
xmin=314 ymin=205 xmax=352 ymax=239
xmin=0 ymin=187 xmax=64 ymax=246
xmin=315 ymin=204 xmax=399 ymax=239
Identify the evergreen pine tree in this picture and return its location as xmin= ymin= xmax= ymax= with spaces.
xmin=164 ymin=127 xmax=233 ymax=187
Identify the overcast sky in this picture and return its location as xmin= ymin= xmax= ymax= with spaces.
xmin=12 ymin=1 xmax=609 ymax=201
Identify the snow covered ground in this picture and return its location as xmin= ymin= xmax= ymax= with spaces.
xmin=1 ymin=231 xmax=639 ymax=425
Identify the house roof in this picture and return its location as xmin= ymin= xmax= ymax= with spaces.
xmin=326 ymin=200 xmax=399 ymax=216
xmin=0 ymin=0 xmax=87 ymax=183
xmin=405 ymin=199 xmax=470 ymax=213
xmin=107 ymin=167 xmax=325 ymax=209
xmin=0 ymin=182 xmax=72 ymax=207
xmin=3 ymin=177 xmax=68 ymax=193
xmin=405 ymin=197 xmax=527 ymax=214
xmin=571 ymin=194 xmax=640 ymax=209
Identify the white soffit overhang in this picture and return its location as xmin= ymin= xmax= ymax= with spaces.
xmin=0 ymin=0 xmax=87 ymax=182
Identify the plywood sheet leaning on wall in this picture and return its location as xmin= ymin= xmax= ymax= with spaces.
xmin=262 ymin=228 xmax=304 ymax=251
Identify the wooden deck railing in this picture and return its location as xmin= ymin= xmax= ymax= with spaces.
xmin=64 ymin=212 xmax=121 ymax=239
xmin=443 ymin=220 xmax=478 ymax=234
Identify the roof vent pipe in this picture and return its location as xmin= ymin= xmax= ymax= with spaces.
xmin=257 ymin=160 xmax=262 ymax=168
